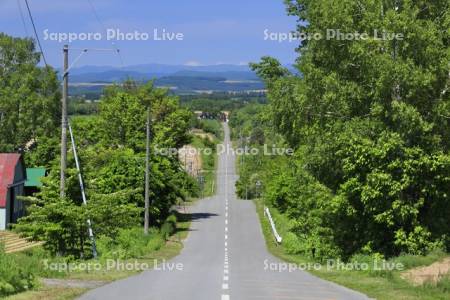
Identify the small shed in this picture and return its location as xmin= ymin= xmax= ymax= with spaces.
xmin=0 ymin=154 xmax=27 ymax=230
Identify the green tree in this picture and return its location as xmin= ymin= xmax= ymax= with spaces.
xmin=0 ymin=33 xmax=60 ymax=162
xmin=249 ymin=0 xmax=450 ymax=258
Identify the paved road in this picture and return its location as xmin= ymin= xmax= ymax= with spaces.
xmin=79 ymin=123 xmax=369 ymax=300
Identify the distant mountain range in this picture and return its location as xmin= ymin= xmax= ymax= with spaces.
xmin=63 ymin=63 xmax=295 ymax=95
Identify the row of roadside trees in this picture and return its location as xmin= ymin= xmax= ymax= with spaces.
xmin=246 ymin=0 xmax=449 ymax=260
xmin=0 ymin=33 xmax=198 ymax=258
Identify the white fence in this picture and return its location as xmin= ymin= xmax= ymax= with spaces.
xmin=264 ymin=206 xmax=282 ymax=244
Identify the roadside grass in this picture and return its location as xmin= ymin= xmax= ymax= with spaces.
xmin=254 ymin=198 xmax=450 ymax=300
xmin=197 ymin=119 xmax=224 ymax=140
xmin=191 ymin=135 xmax=219 ymax=198
xmin=5 ymin=287 xmax=87 ymax=300
xmin=3 ymin=211 xmax=192 ymax=300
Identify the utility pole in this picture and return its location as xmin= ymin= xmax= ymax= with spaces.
xmin=60 ymin=45 xmax=68 ymax=198
xmin=144 ymin=105 xmax=151 ymax=235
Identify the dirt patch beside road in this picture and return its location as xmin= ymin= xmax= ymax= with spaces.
xmin=401 ymin=257 xmax=450 ymax=285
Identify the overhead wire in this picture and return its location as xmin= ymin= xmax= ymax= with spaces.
xmin=23 ymin=0 xmax=48 ymax=67
xmin=16 ymin=0 xmax=29 ymax=37
xmin=86 ymin=0 xmax=125 ymax=68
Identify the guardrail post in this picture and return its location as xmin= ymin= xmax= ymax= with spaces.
xmin=264 ymin=206 xmax=282 ymax=244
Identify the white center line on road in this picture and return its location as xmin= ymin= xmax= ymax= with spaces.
xmin=222 ymin=130 xmax=231 ymax=300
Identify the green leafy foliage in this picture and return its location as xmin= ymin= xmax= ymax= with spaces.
xmin=196 ymin=119 xmax=224 ymax=140
xmin=244 ymin=0 xmax=450 ymax=260
xmin=0 ymin=33 xmax=60 ymax=166
xmin=96 ymin=227 xmax=165 ymax=259
xmin=97 ymin=216 xmax=176 ymax=259
xmin=0 ymin=244 xmax=36 ymax=297
xmin=14 ymin=81 xmax=198 ymax=258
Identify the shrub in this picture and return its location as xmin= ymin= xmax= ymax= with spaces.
xmin=0 ymin=243 xmax=36 ymax=297
xmin=199 ymin=119 xmax=223 ymax=139
xmin=146 ymin=235 xmax=165 ymax=251
xmin=161 ymin=215 xmax=177 ymax=240
xmin=283 ymin=232 xmax=303 ymax=254
xmin=97 ymin=226 xmax=171 ymax=259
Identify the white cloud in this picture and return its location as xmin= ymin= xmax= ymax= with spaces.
xmin=184 ymin=60 xmax=202 ymax=66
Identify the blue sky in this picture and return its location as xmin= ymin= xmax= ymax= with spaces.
xmin=0 ymin=0 xmax=298 ymax=68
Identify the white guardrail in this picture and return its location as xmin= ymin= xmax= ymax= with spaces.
xmin=264 ymin=206 xmax=282 ymax=244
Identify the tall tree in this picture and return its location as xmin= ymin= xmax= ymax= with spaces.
xmin=252 ymin=0 xmax=450 ymax=258
xmin=0 ymin=33 xmax=60 ymax=160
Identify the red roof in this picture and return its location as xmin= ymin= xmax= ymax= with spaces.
xmin=0 ymin=154 xmax=22 ymax=208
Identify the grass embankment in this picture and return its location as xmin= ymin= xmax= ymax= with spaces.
xmin=3 ymin=211 xmax=192 ymax=300
xmin=190 ymin=136 xmax=219 ymax=198
xmin=254 ymin=199 xmax=450 ymax=300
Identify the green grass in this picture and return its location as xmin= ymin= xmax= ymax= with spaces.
xmin=254 ymin=199 xmax=450 ymax=300
xmin=191 ymin=135 xmax=219 ymax=198
xmin=5 ymin=287 xmax=87 ymax=300
xmin=198 ymin=119 xmax=223 ymax=140
xmin=3 ymin=212 xmax=192 ymax=300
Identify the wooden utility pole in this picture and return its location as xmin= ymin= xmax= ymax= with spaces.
xmin=144 ymin=106 xmax=151 ymax=235
xmin=60 ymin=45 xmax=68 ymax=198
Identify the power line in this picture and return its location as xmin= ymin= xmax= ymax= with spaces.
xmin=16 ymin=0 xmax=29 ymax=37
xmin=23 ymin=0 xmax=48 ymax=67
xmin=86 ymin=0 xmax=125 ymax=67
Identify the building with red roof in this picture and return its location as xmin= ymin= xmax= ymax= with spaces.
xmin=0 ymin=154 xmax=27 ymax=230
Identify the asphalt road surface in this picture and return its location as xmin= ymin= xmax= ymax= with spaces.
xmin=79 ymin=123 xmax=369 ymax=300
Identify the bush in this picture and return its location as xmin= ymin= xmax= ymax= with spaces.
xmin=0 ymin=243 xmax=36 ymax=297
xmin=161 ymin=215 xmax=177 ymax=240
xmin=97 ymin=225 xmax=173 ymax=259
xmin=198 ymin=119 xmax=223 ymax=139
xmin=146 ymin=235 xmax=165 ymax=251
xmin=283 ymin=232 xmax=303 ymax=254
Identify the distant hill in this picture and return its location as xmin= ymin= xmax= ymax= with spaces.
xmin=65 ymin=63 xmax=294 ymax=95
